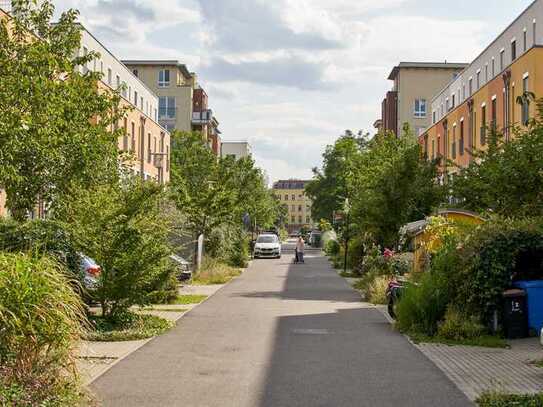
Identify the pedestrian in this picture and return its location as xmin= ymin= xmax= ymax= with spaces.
xmin=296 ymin=236 xmax=305 ymax=264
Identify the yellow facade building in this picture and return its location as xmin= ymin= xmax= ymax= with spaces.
xmin=273 ymin=180 xmax=313 ymax=234
xmin=420 ymin=0 xmax=543 ymax=174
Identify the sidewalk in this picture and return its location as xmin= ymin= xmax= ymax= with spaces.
xmin=77 ymin=283 xmax=225 ymax=384
xmin=374 ymin=305 xmax=543 ymax=401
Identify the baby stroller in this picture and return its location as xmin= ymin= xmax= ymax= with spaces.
xmin=293 ymin=249 xmax=304 ymax=264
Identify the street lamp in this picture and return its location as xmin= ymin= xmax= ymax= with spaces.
xmin=343 ymin=198 xmax=351 ymax=275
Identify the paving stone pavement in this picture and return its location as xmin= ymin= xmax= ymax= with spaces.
xmin=373 ymin=305 xmax=543 ymax=401
xmin=417 ymin=338 xmax=543 ymax=401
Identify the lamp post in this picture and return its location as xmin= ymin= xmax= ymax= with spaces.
xmin=343 ymin=198 xmax=351 ymax=275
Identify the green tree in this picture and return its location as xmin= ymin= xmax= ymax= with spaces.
xmin=56 ymin=178 xmax=172 ymax=319
xmin=452 ymin=105 xmax=543 ymax=217
xmin=0 ymin=0 xmax=125 ymax=220
xmin=352 ymin=131 xmax=443 ymax=248
xmin=169 ymin=131 xmax=236 ymax=239
xmin=305 ymin=131 xmax=366 ymax=224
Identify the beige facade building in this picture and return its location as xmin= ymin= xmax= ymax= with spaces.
xmin=273 ymin=180 xmax=313 ymax=234
xmin=220 ymin=141 xmax=252 ymax=160
xmin=381 ymin=62 xmax=468 ymax=137
xmin=80 ymin=28 xmax=170 ymax=185
xmin=122 ymin=60 xmax=222 ymax=154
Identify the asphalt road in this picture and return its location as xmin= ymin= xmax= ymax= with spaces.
xmin=92 ymin=246 xmax=471 ymax=407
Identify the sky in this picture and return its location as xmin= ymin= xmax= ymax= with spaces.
xmin=53 ymin=0 xmax=534 ymax=183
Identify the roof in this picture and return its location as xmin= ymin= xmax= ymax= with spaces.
xmin=122 ymin=60 xmax=192 ymax=79
xmin=388 ymin=62 xmax=469 ymax=80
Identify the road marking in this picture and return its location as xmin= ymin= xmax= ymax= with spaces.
xmin=291 ymin=328 xmax=330 ymax=335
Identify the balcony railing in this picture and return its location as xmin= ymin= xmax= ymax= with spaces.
xmin=192 ymin=110 xmax=213 ymax=124
xmin=158 ymin=107 xmax=176 ymax=119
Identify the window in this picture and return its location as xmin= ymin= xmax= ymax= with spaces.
xmin=134 ymin=91 xmax=138 ymax=106
xmin=158 ymin=96 xmax=175 ymax=119
xmin=533 ymin=20 xmax=537 ymax=45
xmin=291 ymin=194 xmax=295 ymax=200
xmin=485 ymin=64 xmax=488 ymax=82
xmin=468 ymin=78 xmax=473 ymax=96
xmin=131 ymin=122 xmax=136 ymax=151
xmin=459 ymin=121 xmax=464 ymax=155
xmin=500 ymin=50 xmax=504 ymax=71
xmin=291 ymin=205 xmax=295 ymax=212
xmin=462 ymin=85 xmax=466 ymax=100
xmin=432 ymin=111 xmax=436 ymax=124
xmin=437 ymin=136 xmax=441 ymax=155
xmin=452 ymin=94 xmax=455 ymax=109
xmin=452 ymin=126 xmax=457 ymax=160
xmin=491 ymin=97 xmax=497 ymax=130
xmin=123 ymin=118 xmax=128 ymax=151
xmin=132 ymin=69 xmax=138 ymax=77
xmin=431 ymin=139 xmax=435 ymax=159
xmin=522 ymin=75 xmax=530 ymax=125
xmin=476 ymin=71 xmax=480 ymax=90
xmin=481 ymin=105 xmax=487 ymax=145
xmin=445 ymin=99 xmax=449 ymax=112
xmin=298 ymin=205 xmax=302 ymax=212
xmin=140 ymin=97 xmax=143 ymax=111
xmin=100 ymin=61 xmax=103 ymax=74
xmin=147 ymin=133 xmax=152 ymax=163
xmin=511 ymin=40 xmax=517 ymax=61
xmin=414 ymin=99 xmax=426 ymax=118
xmin=523 ymin=29 xmax=527 ymax=52
xmin=116 ymin=75 xmax=120 ymax=89
xmin=291 ymin=216 xmax=295 ymax=223
xmin=158 ymin=69 xmax=170 ymax=87
xmin=285 ymin=195 xmax=288 ymax=201
xmin=491 ymin=58 xmax=495 ymax=77
xmin=298 ymin=215 xmax=303 ymax=223
xmin=306 ymin=216 xmax=310 ymax=223
xmin=107 ymin=68 xmax=112 ymax=85
xmin=82 ymin=47 xmax=88 ymax=74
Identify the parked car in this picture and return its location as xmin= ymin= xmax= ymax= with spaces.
xmin=254 ymin=234 xmax=281 ymax=259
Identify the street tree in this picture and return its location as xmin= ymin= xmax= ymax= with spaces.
xmin=0 ymin=0 xmax=125 ymax=220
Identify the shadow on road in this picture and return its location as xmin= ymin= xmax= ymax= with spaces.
xmin=256 ymin=255 xmax=472 ymax=407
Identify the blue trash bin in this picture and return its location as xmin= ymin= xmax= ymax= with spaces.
xmin=513 ymin=280 xmax=543 ymax=334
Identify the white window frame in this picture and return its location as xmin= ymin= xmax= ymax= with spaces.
xmin=414 ymin=98 xmax=427 ymax=118
xmin=158 ymin=69 xmax=170 ymax=87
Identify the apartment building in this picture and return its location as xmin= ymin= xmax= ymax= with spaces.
xmin=273 ymin=180 xmax=313 ymax=234
xmin=0 ymin=0 xmax=11 ymax=13
xmin=122 ymin=60 xmax=222 ymax=153
xmin=420 ymin=0 xmax=543 ymax=175
xmin=80 ymin=28 xmax=170 ymax=184
xmin=221 ymin=141 xmax=252 ymax=160
xmin=381 ymin=62 xmax=468 ymax=137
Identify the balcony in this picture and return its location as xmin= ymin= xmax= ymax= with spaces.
xmin=192 ymin=109 xmax=213 ymax=124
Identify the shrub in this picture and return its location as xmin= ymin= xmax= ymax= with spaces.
xmin=193 ymin=257 xmax=241 ymax=285
xmin=0 ymin=252 xmax=86 ymax=405
xmin=325 ymin=239 xmax=340 ymax=257
xmin=229 ymin=228 xmax=250 ymax=268
xmin=458 ymin=217 xmax=543 ymax=323
xmin=57 ymin=179 xmax=173 ymax=319
xmin=437 ymin=308 xmax=486 ymax=341
xmin=365 ymin=275 xmax=390 ymax=305
xmin=395 ymin=271 xmax=449 ymax=336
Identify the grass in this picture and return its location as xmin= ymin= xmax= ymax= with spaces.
xmin=170 ymin=294 xmax=208 ymax=305
xmin=140 ymin=307 xmax=189 ymax=312
xmin=192 ymin=258 xmax=242 ymax=285
xmin=477 ymin=392 xmax=543 ymax=406
xmin=339 ymin=270 xmax=357 ymax=278
xmin=407 ymin=332 xmax=509 ymax=348
xmin=84 ymin=312 xmax=175 ymax=342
